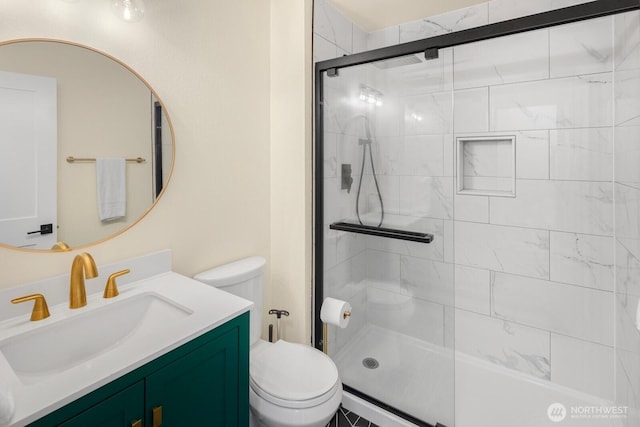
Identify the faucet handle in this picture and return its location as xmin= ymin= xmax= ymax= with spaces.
xmin=50 ymin=241 xmax=71 ymax=251
xmin=103 ymin=269 xmax=131 ymax=298
xmin=11 ymin=294 xmax=50 ymax=321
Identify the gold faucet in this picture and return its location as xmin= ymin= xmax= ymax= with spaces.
xmin=51 ymin=241 xmax=71 ymax=251
xmin=69 ymin=252 xmax=98 ymax=309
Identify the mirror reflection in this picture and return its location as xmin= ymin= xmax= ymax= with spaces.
xmin=0 ymin=39 xmax=173 ymax=251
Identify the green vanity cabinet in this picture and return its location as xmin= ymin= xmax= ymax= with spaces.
xmin=29 ymin=312 xmax=249 ymax=427
xmin=58 ymin=382 xmax=144 ymax=427
xmin=145 ymin=322 xmax=242 ymax=426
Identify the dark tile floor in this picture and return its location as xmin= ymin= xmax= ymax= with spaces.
xmin=326 ymin=405 xmax=379 ymax=427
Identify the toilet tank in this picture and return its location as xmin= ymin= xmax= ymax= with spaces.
xmin=193 ymin=256 xmax=265 ymax=345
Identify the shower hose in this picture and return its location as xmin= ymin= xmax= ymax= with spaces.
xmin=355 ymin=118 xmax=384 ymax=227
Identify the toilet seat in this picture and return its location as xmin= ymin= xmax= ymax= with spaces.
xmin=250 ymin=340 xmax=340 ymax=410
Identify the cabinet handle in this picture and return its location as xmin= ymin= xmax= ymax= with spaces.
xmin=153 ymin=405 xmax=163 ymax=427
xmin=131 ymin=420 xmax=142 ymax=427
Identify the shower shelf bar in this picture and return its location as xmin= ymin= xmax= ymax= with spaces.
xmin=329 ymin=222 xmax=433 ymax=244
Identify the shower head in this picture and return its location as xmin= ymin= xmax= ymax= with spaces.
xmin=344 ymin=114 xmax=374 ymax=141
xmin=359 ymin=115 xmax=373 ymax=140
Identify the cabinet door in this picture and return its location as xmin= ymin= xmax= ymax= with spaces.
xmin=146 ymin=327 xmax=242 ymax=427
xmin=59 ymin=381 xmax=144 ymax=427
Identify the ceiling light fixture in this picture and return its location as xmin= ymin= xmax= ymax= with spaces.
xmin=359 ymin=84 xmax=384 ymax=107
xmin=111 ymin=0 xmax=145 ymax=22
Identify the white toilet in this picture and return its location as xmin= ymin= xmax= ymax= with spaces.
xmin=194 ymin=256 xmax=342 ymax=427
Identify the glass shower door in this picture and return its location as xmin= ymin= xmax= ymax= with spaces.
xmin=319 ymin=50 xmax=455 ymax=427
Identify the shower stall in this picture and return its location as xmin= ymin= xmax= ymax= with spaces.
xmin=314 ymin=1 xmax=640 ymax=426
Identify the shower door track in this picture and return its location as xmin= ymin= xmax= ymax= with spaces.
xmin=344 ymin=385 xmax=435 ymax=427
xmin=313 ymin=0 xmax=640 ymax=424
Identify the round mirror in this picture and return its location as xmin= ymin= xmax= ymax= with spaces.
xmin=0 ymin=39 xmax=174 ymax=252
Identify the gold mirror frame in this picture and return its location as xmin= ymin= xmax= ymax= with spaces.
xmin=0 ymin=38 xmax=175 ymax=253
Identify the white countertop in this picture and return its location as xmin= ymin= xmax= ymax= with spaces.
xmin=0 ymin=252 xmax=252 ymax=426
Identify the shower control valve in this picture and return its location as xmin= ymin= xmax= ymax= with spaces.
xmin=341 ymin=164 xmax=353 ymax=193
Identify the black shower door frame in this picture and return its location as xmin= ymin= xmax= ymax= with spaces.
xmin=313 ymin=0 xmax=640 ymax=424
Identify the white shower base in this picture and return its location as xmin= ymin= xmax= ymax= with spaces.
xmin=335 ymin=324 xmax=623 ymax=427
xmin=334 ymin=324 xmax=454 ymax=426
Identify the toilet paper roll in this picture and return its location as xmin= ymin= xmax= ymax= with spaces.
xmin=320 ymin=297 xmax=351 ymax=329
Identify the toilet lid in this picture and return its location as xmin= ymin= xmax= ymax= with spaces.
xmin=250 ymin=340 xmax=339 ymax=404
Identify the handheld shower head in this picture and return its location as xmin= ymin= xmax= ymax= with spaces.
xmin=353 ymin=115 xmax=384 ymax=228
xmin=360 ymin=115 xmax=373 ymax=141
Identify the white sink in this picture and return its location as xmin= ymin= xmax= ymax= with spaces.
xmin=0 ymin=292 xmax=192 ymax=384
xmin=0 ymin=252 xmax=253 ymax=427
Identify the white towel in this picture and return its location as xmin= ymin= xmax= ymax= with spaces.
xmin=0 ymin=383 xmax=14 ymax=425
xmin=96 ymin=158 xmax=126 ymax=221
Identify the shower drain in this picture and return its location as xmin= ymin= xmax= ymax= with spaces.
xmin=362 ymin=357 xmax=379 ymax=369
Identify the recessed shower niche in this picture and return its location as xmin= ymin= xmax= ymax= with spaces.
xmin=456 ymin=135 xmax=516 ymax=197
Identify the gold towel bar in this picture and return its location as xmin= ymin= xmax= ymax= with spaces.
xmin=66 ymin=156 xmax=146 ymax=163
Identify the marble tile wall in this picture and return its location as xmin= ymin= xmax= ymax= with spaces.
xmin=451 ymin=10 xmax=615 ymax=402
xmin=365 ymin=0 xmax=597 ymax=52
xmin=614 ymin=9 xmax=640 ymax=427
xmin=313 ymin=0 xmax=367 ymax=62
xmin=315 ymin=0 xmax=633 ymax=408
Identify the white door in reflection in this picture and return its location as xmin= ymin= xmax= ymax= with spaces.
xmin=0 ymin=70 xmax=57 ymax=249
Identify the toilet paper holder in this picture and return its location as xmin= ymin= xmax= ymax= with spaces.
xmin=268 ymin=309 xmax=289 ymax=342
xmin=322 ymin=308 xmax=351 ymax=355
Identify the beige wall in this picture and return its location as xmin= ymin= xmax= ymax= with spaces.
xmin=0 ymin=0 xmax=312 ymax=342
xmin=0 ymin=41 xmax=153 ymax=246
xmin=269 ymin=0 xmax=314 ymax=344
xmin=0 ymin=0 xmax=312 ymax=344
